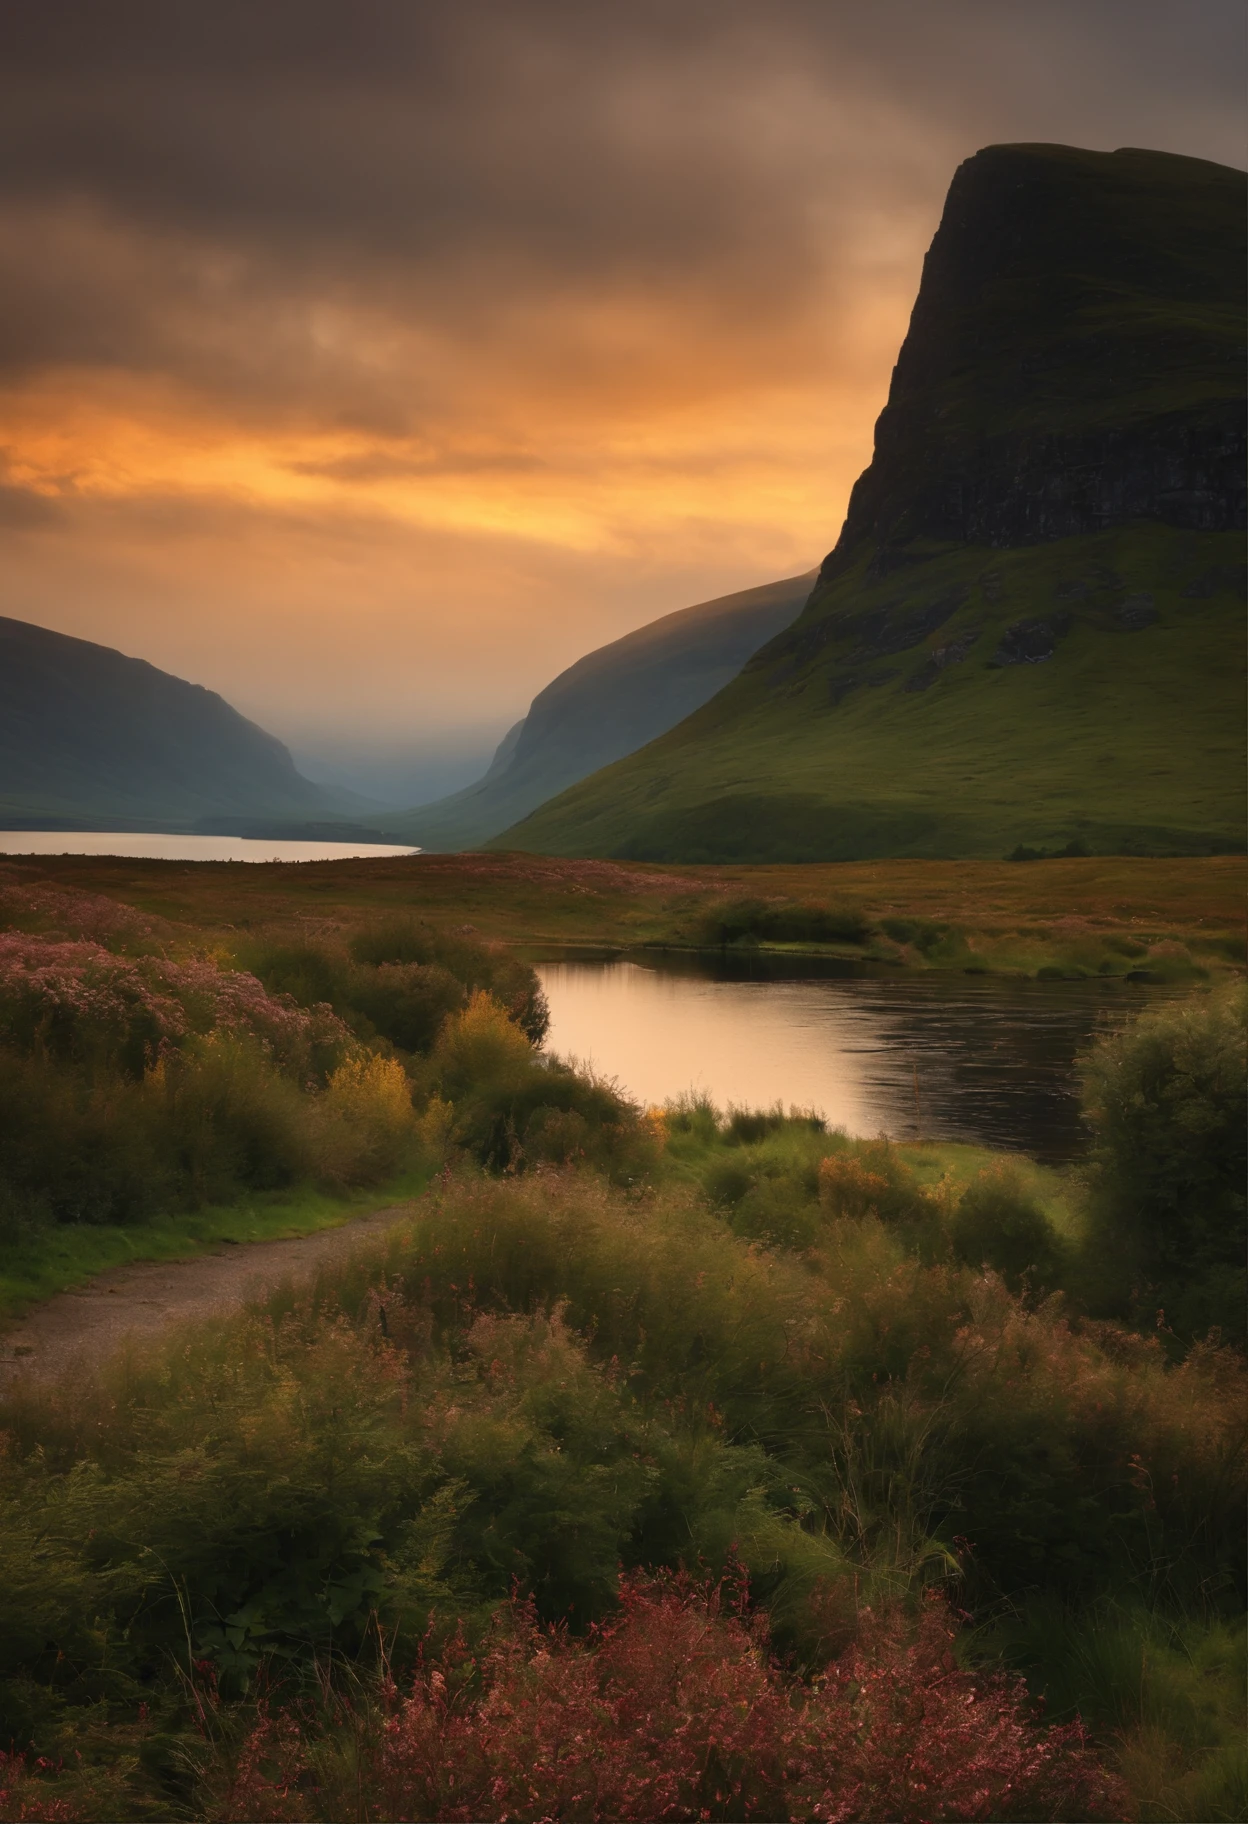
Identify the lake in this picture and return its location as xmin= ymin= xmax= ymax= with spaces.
xmin=536 ymin=952 xmax=1177 ymax=1162
xmin=0 ymin=831 xmax=420 ymax=864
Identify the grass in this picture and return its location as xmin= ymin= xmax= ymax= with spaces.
xmin=0 ymin=1171 xmax=429 ymax=1323
xmin=1 ymin=850 xmax=1243 ymax=984
xmin=894 ymin=1139 xmax=1081 ymax=1239
xmin=499 ymin=525 xmax=1246 ymax=862
xmin=1 ymin=1158 xmax=1237 ymax=1818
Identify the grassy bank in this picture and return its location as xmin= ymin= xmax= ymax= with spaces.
xmin=0 ymin=1173 xmax=427 ymax=1324
xmin=1 ymin=851 xmax=1243 ymax=982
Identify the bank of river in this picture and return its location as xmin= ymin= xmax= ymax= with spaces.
xmin=537 ymin=952 xmax=1179 ymax=1162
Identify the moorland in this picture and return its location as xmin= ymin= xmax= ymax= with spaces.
xmin=0 ymin=850 xmax=1243 ymax=1822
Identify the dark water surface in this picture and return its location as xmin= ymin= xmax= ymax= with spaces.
xmin=536 ymin=952 xmax=1180 ymax=1163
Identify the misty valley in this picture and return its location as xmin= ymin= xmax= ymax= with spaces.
xmin=0 ymin=86 xmax=1244 ymax=1824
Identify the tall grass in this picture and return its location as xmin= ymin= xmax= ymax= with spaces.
xmin=0 ymin=893 xmax=1243 ymax=1821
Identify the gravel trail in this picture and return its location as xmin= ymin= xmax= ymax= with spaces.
xmin=0 ymin=1205 xmax=413 ymax=1389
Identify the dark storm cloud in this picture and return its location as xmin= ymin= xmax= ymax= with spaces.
xmin=0 ymin=0 xmax=1241 ymax=750
xmin=0 ymin=0 xmax=1241 ymax=417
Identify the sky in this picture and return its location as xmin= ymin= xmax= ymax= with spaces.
xmin=1 ymin=0 xmax=1243 ymax=804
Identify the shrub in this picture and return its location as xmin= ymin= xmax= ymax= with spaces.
xmin=433 ymin=994 xmax=655 ymax=1180
xmin=0 ymin=936 xmax=351 ymax=1082
xmin=348 ymin=961 xmax=466 ymax=1053
xmin=951 ymin=1164 xmax=1067 ymax=1291
xmin=433 ymin=991 xmax=535 ymax=1102
xmin=244 ymin=939 xmax=350 ymax=1015
xmin=691 ymin=897 xmax=871 ymax=949
xmin=880 ymin=916 xmax=947 ymax=952
xmin=350 ymin=919 xmax=549 ymax=1043
xmin=213 ymin=1577 xmax=1126 ymax=1824
xmin=317 ymin=1052 xmax=417 ymax=1185
xmin=353 ymin=1173 xmax=1247 ymax=1603
xmin=819 ymin=1145 xmax=941 ymax=1238
xmin=156 ymin=1035 xmax=316 ymax=1201
xmin=0 ymin=1045 xmax=169 ymax=1225
xmin=1079 ymin=983 xmax=1248 ymax=1335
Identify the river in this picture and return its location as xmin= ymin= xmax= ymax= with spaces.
xmin=536 ymin=952 xmax=1178 ymax=1162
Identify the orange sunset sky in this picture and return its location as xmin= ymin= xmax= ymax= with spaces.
xmin=1 ymin=1 xmax=1243 ymax=802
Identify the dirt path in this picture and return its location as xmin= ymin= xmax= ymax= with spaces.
xmin=0 ymin=1205 xmax=414 ymax=1390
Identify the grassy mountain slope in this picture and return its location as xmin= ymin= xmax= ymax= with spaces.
xmin=499 ymin=145 xmax=1246 ymax=862
xmin=0 ymin=615 xmax=349 ymax=833
xmin=383 ymin=571 xmax=814 ymax=849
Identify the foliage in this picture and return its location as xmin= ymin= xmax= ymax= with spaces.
xmin=689 ymin=896 xmax=872 ymax=948
xmin=211 ymin=1578 xmax=1125 ymax=1824
xmin=950 ymin=1163 xmax=1068 ymax=1290
xmin=0 ymin=930 xmax=410 ymax=1227
xmin=348 ymin=917 xmax=549 ymax=1044
xmin=316 ymin=1053 xmax=418 ymax=1185
xmin=1079 ymin=981 xmax=1247 ymax=1335
xmin=0 ymin=934 xmax=351 ymax=1082
xmin=431 ymin=992 xmax=659 ymax=1180
xmin=0 ymin=1143 xmax=1242 ymax=1814
xmin=980 ymin=1600 xmax=1247 ymax=1824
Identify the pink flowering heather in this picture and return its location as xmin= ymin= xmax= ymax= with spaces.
xmin=216 ymin=1579 xmax=1127 ymax=1824
xmin=0 ymin=877 xmax=162 ymax=949
xmin=0 ymin=934 xmax=350 ymax=1075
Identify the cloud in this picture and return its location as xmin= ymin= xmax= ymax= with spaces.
xmin=0 ymin=0 xmax=1241 ymax=747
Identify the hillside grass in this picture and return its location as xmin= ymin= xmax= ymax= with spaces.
xmin=498 ymin=526 xmax=1245 ymax=862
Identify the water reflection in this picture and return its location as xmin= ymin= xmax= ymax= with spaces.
xmin=536 ymin=954 xmax=1177 ymax=1162
xmin=0 ymin=831 xmax=419 ymax=864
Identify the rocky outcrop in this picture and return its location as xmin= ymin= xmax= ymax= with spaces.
xmin=821 ymin=145 xmax=1247 ymax=580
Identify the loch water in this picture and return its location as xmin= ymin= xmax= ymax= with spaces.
xmin=0 ymin=831 xmax=419 ymax=863
xmin=536 ymin=952 xmax=1180 ymax=1163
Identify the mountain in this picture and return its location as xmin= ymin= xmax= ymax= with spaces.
xmin=383 ymin=571 xmax=816 ymax=849
xmin=498 ymin=144 xmax=1246 ymax=863
xmin=0 ymin=616 xmax=378 ymax=835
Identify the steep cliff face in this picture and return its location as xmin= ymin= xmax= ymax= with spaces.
xmin=497 ymin=144 xmax=1246 ymax=864
xmin=825 ymin=144 xmax=1245 ymax=570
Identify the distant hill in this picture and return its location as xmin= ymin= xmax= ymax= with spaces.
xmin=0 ymin=616 xmax=370 ymax=834
xmin=383 ymin=571 xmax=816 ymax=849
xmin=499 ymin=144 xmax=1247 ymax=862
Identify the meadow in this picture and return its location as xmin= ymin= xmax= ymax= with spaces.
xmin=0 ymin=859 xmax=1243 ymax=1821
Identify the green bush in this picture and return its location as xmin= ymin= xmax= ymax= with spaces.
xmin=244 ymin=939 xmax=350 ymax=1011
xmin=316 ymin=1052 xmax=419 ymax=1185
xmin=1079 ymin=983 xmax=1247 ymax=1336
xmin=155 ymin=1034 xmax=317 ymax=1201
xmin=432 ymin=994 xmax=657 ymax=1181
xmin=350 ymin=917 xmax=549 ymax=1043
xmin=347 ymin=960 xmax=466 ymax=1053
xmin=690 ymin=896 xmax=871 ymax=948
xmin=951 ymin=1163 xmax=1067 ymax=1291
xmin=0 ymin=1045 xmax=169 ymax=1225
xmin=250 ymin=923 xmax=550 ymax=1054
